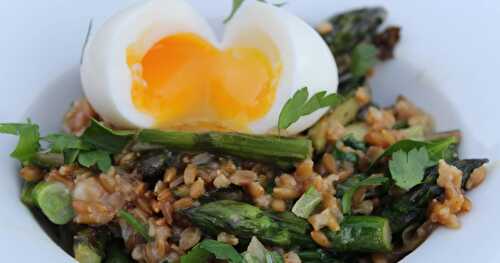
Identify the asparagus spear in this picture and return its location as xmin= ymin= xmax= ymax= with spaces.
xmin=380 ymin=159 xmax=488 ymax=233
xmin=308 ymin=96 xmax=361 ymax=152
xmin=324 ymin=216 xmax=392 ymax=252
xmin=319 ymin=8 xmax=387 ymax=57
xmin=137 ymin=130 xmax=312 ymax=167
xmin=184 ymin=200 xmax=392 ymax=252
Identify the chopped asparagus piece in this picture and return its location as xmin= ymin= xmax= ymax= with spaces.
xmin=292 ymin=187 xmax=322 ymax=218
xmin=32 ymin=181 xmax=74 ymax=225
xmin=20 ymin=182 xmax=37 ymax=206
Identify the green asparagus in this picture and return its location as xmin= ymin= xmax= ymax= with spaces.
xmin=324 ymin=216 xmax=392 ymax=252
xmin=184 ymin=200 xmax=392 ymax=252
xmin=32 ymin=181 xmax=74 ymax=225
xmin=138 ymin=130 xmax=312 ymax=167
xmin=20 ymin=182 xmax=37 ymax=206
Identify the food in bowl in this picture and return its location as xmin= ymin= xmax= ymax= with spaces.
xmin=0 ymin=0 xmax=489 ymax=262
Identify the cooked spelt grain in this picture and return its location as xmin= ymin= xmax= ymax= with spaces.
xmin=19 ymin=165 xmax=42 ymax=182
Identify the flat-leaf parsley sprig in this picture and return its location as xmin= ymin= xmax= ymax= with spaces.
xmin=278 ymin=87 xmax=342 ymax=130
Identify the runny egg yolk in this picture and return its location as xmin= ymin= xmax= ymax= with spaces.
xmin=127 ymin=33 xmax=281 ymax=131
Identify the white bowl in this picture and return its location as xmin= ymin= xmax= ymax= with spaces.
xmin=0 ymin=0 xmax=499 ymax=262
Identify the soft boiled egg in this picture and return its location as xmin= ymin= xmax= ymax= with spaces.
xmin=81 ymin=0 xmax=338 ymax=134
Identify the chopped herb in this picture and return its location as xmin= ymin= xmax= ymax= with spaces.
xmin=63 ymin=149 xmax=80 ymax=164
xmin=181 ymin=244 xmax=211 ymax=263
xmin=224 ymin=0 xmax=245 ymax=23
xmin=342 ymin=134 xmax=367 ymax=151
xmin=334 ymin=146 xmax=358 ymax=163
xmin=351 ymin=43 xmax=378 ymax=77
xmin=78 ymin=150 xmax=112 ymax=172
xmin=0 ymin=122 xmax=40 ymax=162
xmin=389 ymin=148 xmax=434 ymax=190
xmin=180 ymin=240 xmax=242 ymax=263
xmin=278 ymin=87 xmax=342 ymax=130
xmin=342 ymin=176 xmax=388 ymax=215
xmin=199 ymin=240 xmax=243 ymax=263
xmin=43 ymin=133 xmax=91 ymax=153
xmin=224 ymin=0 xmax=286 ymax=23
xmin=117 ymin=210 xmax=152 ymax=242
xmin=81 ymin=119 xmax=135 ymax=154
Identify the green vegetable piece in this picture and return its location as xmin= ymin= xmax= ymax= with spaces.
xmin=199 ymin=240 xmax=243 ymax=263
xmin=64 ymin=148 xmax=80 ymax=164
xmin=245 ymin=237 xmax=283 ymax=263
xmin=181 ymin=244 xmax=211 ymax=263
xmin=334 ymin=147 xmax=358 ymax=163
xmin=389 ymin=148 xmax=433 ymax=190
xmin=73 ymin=228 xmax=109 ymax=263
xmin=297 ymin=249 xmax=342 ymax=263
xmin=368 ymin=137 xmax=459 ymax=171
xmin=246 ymin=237 xmax=267 ymax=262
xmin=32 ymin=181 xmax=74 ymax=225
xmin=351 ymin=43 xmax=378 ymax=77
xmin=342 ymin=133 xmax=367 ymax=151
xmin=324 ymin=216 xmax=392 ymax=252
xmin=184 ymin=200 xmax=292 ymax=246
xmin=292 ymin=186 xmax=322 ymax=218
xmin=32 ymin=152 xmax=65 ymax=168
xmin=21 ymin=182 xmax=37 ymax=206
xmin=0 ymin=122 xmax=40 ymax=162
xmin=342 ymin=176 xmax=388 ymax=215
xmin=75 ymin=243 xmax=102 ymax=263
xmin=344 ymin=122 xmax=369 ymax=142
xmin=117 ymin=210 xmax=153 ymax=242
xmin=265 ymin=251 xmax=283 ymax=263
xmin=181 ymin=240 xmax=242 ymax=263
xmin=278 ymin=87 xmax=342 ymax=130
xmin=224 ymin=0 xmax=285 ymax=23
xmin=43 ymin=133 xmax=91 ymax=153
xmin=78 ymin=150 xmax=112 ymax=172
xmin=81 ymin=119 xmax=135 ymax=154
xmin=224 ymin=0 xmax=244 ymax=23
xmin=138 ymin=130 xmax=312 ymax=168
xmin=308 ymin=96 xmax=361 ymax=152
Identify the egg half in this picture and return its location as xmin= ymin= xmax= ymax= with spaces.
xmin=81 ymin=0 xmax=338 ymax=134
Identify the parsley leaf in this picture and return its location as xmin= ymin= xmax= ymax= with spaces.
xmin=181 ymin=240 xmax=242 ymax=263
xmin=351 ymin=43 xmax=378 ymax=77
xmin=368 ymin=137 xmax=459 ymax=171
xmin=78 ymin=150 xmax=112 ymax=172
xmin=181 ymin=244 xmax=211 ymax=263
xmin=224 ymin=0 xmax=245 ymax=23
xmin=341 ymin=176 xmax=388 ymax=215
xmin=0 ymin=122 xmax=40 ymax=162
xmin=81 ymin=119 xmax=135 ymax=154
xmin=199 ymin=240 xmax=243 ymax=262
xmin=389 ymin=148 xmax=434 ymax=191
xmin=278 ymin=87 xmax=342 ymax=130
xmin=43 ymin=133 xmax=91 ymax=153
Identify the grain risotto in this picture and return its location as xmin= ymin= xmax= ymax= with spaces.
xmin=1 ymin=4 xmax=489 ymax=263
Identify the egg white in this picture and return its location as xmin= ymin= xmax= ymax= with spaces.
xmin=81 ymin=0 xmax=338 ymax=134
